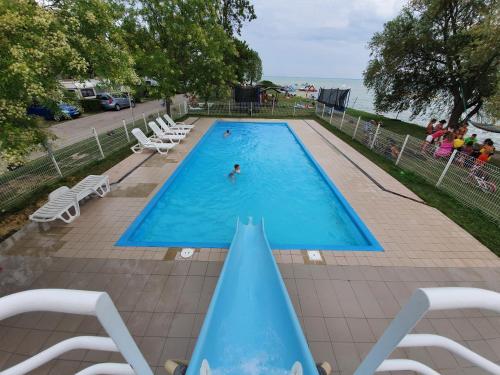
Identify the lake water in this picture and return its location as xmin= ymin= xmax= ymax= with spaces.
xmin=264 ymin=75 xmax=499 ymax=144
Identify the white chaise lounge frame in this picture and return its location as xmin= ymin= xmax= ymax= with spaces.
xmin=148 ymin=121 xmax=184 ymax=143
xmin=29 ymin=190 xmax=80 ymax=223
xmin=71 ymin=174 xmax=110 ymax=200
xmin=29 ymin=175 xmax=110 ymax=223
xmin=162 ymin=113 xmax=195 ymax=130
xmin=130 ymin=128 xmax=176 ymax=155
xmin=156 ymin=117 xmax=189 ymax=136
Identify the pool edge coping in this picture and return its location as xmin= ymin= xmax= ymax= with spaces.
xmin=116 ymin=119 xmax=384 ymax=252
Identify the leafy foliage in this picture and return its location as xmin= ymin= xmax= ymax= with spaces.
xmin=364 ymin=0 xmax=499 ymax=128
xmin=1 ymin=0 xmax=259 ymax=164
xmin=218 ymin=0 xmax=256 ymax=36
xmin=124 ymin=0 xmax=258 ymax=104
xmin=232 ymin=39 xmax=263 ymax=85
xmin=0 ymin=0 xmax=136 ymax=165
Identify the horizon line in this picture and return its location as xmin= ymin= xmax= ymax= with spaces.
xmin=263 ymin=74 xmax=363 ymax=80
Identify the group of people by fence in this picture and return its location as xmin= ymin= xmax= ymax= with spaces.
xmin=421 ymin=118 xmax=497 ymax=192
xmin=422 ymin=118 xmax=496 ymax=163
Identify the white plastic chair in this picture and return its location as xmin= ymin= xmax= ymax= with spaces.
xmin=163 ymin=113 xmax=195 ymax=130
xmin=156 ymin=117 xmax=189 ymax=136
xmin=30 ymin=188 xmax=80 ymax=223
xmin=131 ymin=128 xmax=176 ymax=155
xmin=71 ymin=175 xmax=110 ymax=200
xmin=148 ymin=121 xmax=184 ymax=143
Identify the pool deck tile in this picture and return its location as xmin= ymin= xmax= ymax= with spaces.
xmin=1 ymin=117 xmax=499 ymax=373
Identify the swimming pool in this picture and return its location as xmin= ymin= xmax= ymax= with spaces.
xmin=117 ymin=121 xmax=382 ymax=250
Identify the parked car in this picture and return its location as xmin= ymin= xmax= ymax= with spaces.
xmin=27 ymin=103 xmax=80 ymax=121
xmin=97 ymin=92 xmax=135 ymax=111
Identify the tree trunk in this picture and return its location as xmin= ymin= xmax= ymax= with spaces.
xmin=165 ymin=97 xmax=171 ymax=116
xmin=448 ymin=95 xmax=464 ymax=130
xmin=465 ymin=100 xmax=483 ymax=122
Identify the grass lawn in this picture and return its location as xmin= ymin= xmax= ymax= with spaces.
xmin=0 ymin=145 xmax=133 ymax=241
xmin=0 ymin=113 xmax=188 ymax=241
xmin=346 ymin=108 xmax=427 ymax=138
xmin=314 ymin=115 xmax=500 ymax=255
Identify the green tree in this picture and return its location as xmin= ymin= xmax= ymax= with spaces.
xmin=0 ymin=0 xmax=136 ymax=165
xmin=232 ymin=39 xmax=262 ymax=85
xmin=364 ymin=0 xmax=499 ymax=129
xmin=125 ymin=0 xmax=242 ymax=110
xmin=218 ymin=0 xmax=256 ymax=36
xmin=244 ymin=48 xmax=263 ymax=85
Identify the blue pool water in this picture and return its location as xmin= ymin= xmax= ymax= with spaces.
xmin=117 ymin=121 xmax=381 ymax=250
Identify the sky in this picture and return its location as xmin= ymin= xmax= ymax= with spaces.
xmin=241 ymin=0 xmax=406 ymax=79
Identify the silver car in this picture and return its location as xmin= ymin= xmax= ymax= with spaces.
xmin=98 ymin=92 xmax=135 ymax=111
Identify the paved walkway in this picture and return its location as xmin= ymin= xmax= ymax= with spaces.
xmin=0 ymin=118 xmax=499 ymax=374
xmin=49 ymin=95 xmax=186 ymax=149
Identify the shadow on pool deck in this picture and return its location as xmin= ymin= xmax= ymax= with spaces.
xmin=0 ymin=258 xmax=499 ymax=374
xmin=1 ymin=118 xmax=500 ymax=373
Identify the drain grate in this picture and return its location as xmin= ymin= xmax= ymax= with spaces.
xmin=307 ymin=250 xmax=322 ymax=261
xmin=180 ymin=248 xmax=194 ymax=258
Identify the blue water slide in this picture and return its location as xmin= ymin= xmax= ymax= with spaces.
xmin=187 ymin=218 xmax=318 ymax=375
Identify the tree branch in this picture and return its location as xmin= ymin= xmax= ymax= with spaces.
xmin=465 ymin=100 xmax=483 ymax=121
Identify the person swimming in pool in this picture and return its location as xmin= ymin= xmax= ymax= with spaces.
xmin=228 ymin=164 xmax=240 ymax=180
xmin=224 ymin=130 xmax=231 ymax=137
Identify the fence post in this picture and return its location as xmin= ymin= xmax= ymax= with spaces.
xmin=45 ymin=142 xmax=63 ymax=178
xmin=321 ymin=104 xmax=326 ymax=118
xmin=293 ymin=105 xmax=296 ymax=117
xmin=250 ymin=102 xmax=253 ymax=117
xmin=207 ymin=103 xmax=210 ymax=116
xmin=228 ymin=100 xmax=231 ymax=115
xmin=370 ymin=123 xmax=381 ymax=149
xmin=142 ymin=113 xmax=149 ymax=133
xmin=184 ymin=101 xmax=188 ymax=114
xmin=340 ymin=112 xmax=347 ymax=130
xmin=329 ymin=109 xmax=334 ymax=124
xmin=92 ymin=128 xmax=105 ymax=159
xmin=436 ymin=149 xmax=457 ymax=187
xmin=272 ymin=100 xmax=275 ymax=115
xmin=396 ymin=134 xmax=409 ymax=166
xmin=178 ymin=103 xmax=182 ymax=118
xmin=122 ymin=120 xmax=130 ymax=143
xmin=127 ymin=92 xmax=135 ymax=125
xmin=352 ymin=116 xmax=361 ymax=139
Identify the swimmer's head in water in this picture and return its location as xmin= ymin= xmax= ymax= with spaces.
xmin=234 ymin=164 xmax=240 ymax=172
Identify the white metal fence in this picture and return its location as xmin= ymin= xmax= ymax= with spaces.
xmin=185 ymin=101 xmax=499 ymax=223
xmin=314 ymin=104 xmax=500 ymax=224
xmin=2 ymin=99 xmax=499 ymax=224
xmin=0 ymin=103 xmax=187 ymax=212
xmin=187 ymin=100 xmax=316 ymax=118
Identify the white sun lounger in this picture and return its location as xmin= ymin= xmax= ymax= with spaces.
xmin=29 ymin=188 xmax=80 ymax=223
xmin=131 ymin=128 xmax=177 ymax=155
xmin=148 ymin=121 xmax=185 ymax=143
xmin=163 ymin=113 xmax=195 ymax=131
xmin=29 ymin=175 xmax=111 ymax=223
xmin=156 ymin=117 xmax=190 ymax=136
xmin=71 ymin=175 xmax=110 ymax=200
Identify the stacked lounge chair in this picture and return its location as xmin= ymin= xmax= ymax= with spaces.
xmin=130 ymin=128 xmax=177 ymax=155
xmin=148 ymin=121 xmax=185 ymax=143
xmin=156 ymin=117 xmax=190 ymax=135
xmin=29 ymin=175 xmax=110 ymax=223
xmin=162 ymin=113 xmax=196 ymax=131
